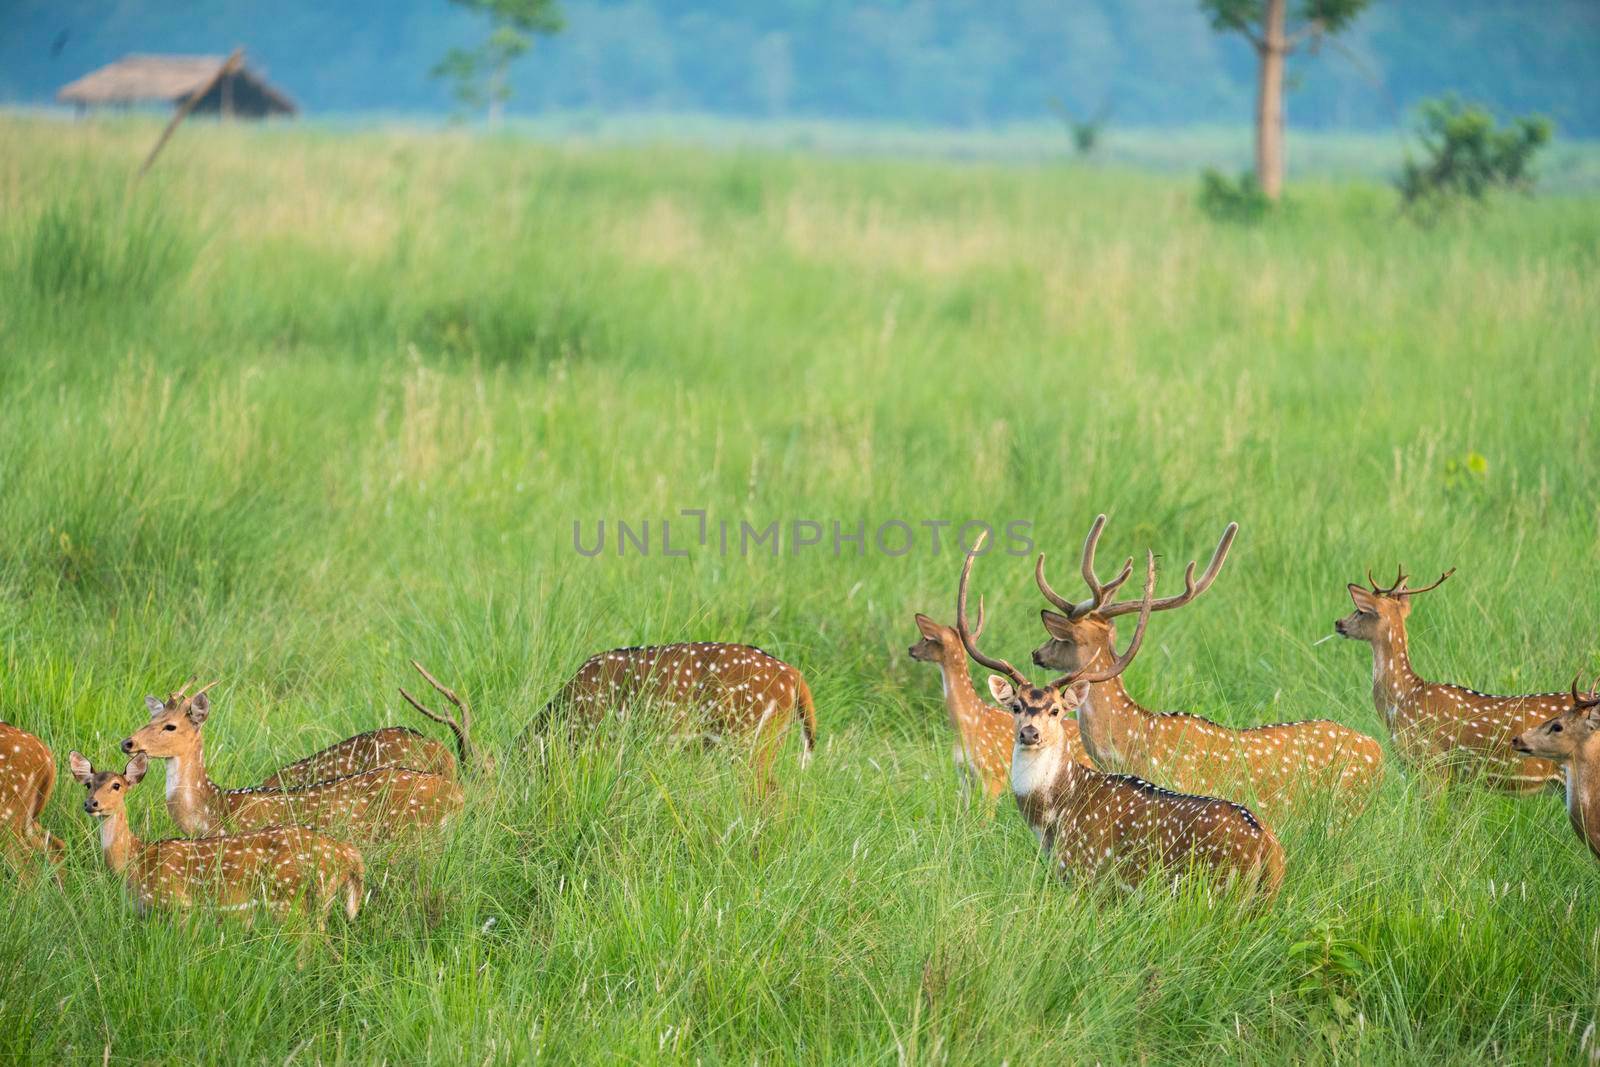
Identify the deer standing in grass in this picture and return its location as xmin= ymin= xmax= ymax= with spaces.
xmin=258 ymin=661 xmax=480 ymax=788
xmin=0 ymin=721 xmax=65 ymax=878
xmin=523 ymin=642 xmax=817 ymax=790
xmin=909 ymin=611 xmax=1091 ymax=805
xmin=1033 ymin=516 xmax=1383 ymax=814
xmin=1337 ymin=567 xmax=1561 ymax=792
xmin=959 ymin=534 xmax=1284 ymax=900
xmin=1513 ymin=680 xmax=1600 ymax=861
xmin=122 ymin=680 xmax=462 ymax=841
xmin=69 ymin=751 xmax=363 ymax=923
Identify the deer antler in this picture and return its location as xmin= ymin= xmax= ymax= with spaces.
xmin=956 ymin=531 xmax=1029 ymax=687
xmin=1035 ymin=514 xmax=1134 ymax=619
xmin=168 ymin=675 xmax=197 ymax=704
xmin=1102 ymin=522 xmax=1237 ymax=618
xmin=1368 ymin=566 xmax=1455 ymax=598
xmin=399 ymin=660 xmax=482 ymax=773
xmin=1570 ymin=675 xmax=1600 ymax=710
xmin=1055 ymin=551 xmax=1156 ymax=686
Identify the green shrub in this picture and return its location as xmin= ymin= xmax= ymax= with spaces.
xmin=1398 ymin=96 xmax=1554 ymax=218
xmin=1198 ymin=167 xmax=1272 ymax=223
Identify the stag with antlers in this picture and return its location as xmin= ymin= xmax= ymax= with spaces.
xmin=1513 ymin=679 xmax=1600 ymax=861
xmin=1337 ymin=567 xmax=1562 ymax=792
xmin=1033 ymin=516 xmax=1383 ymax=814
xmin=959 ymin=534 xmax=1284 ymax=900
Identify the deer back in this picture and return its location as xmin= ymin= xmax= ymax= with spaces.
xmin=223 ymin=766 xmax=463 ymax=841
xmin=258 ymin=727 xmax=457 ymax=789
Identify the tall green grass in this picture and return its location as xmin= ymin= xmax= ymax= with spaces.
xmin=0 ymin=114 xmax=1597 ymax=1064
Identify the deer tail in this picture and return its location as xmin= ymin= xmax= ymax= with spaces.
xmin=794 ymin=675 xmax=818 ymax=768
xmin=1255 ymin=828 xmax=1286 ymax=903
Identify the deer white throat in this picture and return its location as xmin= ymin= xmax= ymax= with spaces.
xmin=1011 ymin=742 xmax=1062 ymax=801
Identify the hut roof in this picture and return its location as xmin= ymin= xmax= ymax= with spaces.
xmin=57 ymin=54 xmax=296 ymax=115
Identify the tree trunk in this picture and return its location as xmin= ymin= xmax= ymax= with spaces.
xmin=1254 ymin=0 xmax=1287 ymax=200
xmin=487 ymin=57 xmax=507 ymax=126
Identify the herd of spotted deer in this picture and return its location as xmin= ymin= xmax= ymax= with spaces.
xmin=2 ymin=514 xmax=1598 ymax=923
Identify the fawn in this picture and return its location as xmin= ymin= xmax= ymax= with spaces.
xmin=70 ymin=751 xmax=363 ymax=922
xmin=1513 ymin=680 xmax=1600 ymax=861
xmin=0 ymin=721 xmax=65 ymax=878
xmin=909 ymin=610 xmax=1091 ymax=805
xmin=959 ymin=534 xmax=1284 ymax=901
xmin=1336 ymin=567 xmax=1561 ymax=792
xmin=122 ymin=681 xmax=462 ymax=841
xmin=257 ymin=662 xmax=480 ymax=788
xmin=523 ymin=642 xmax=817 ymax=789
xmin=1034 ymin=515 xmax=1383 ymax=815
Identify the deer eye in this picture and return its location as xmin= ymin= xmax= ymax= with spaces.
xmin=111 ymin=782 xmax=121 ymax=790
xmin=1551 ymin=723 xmax=1563 ymax=733
xmin=163 ymin=723 xmax=177 ymax=731
xmin=1050 ymin=708 xmax=1059 ymax=717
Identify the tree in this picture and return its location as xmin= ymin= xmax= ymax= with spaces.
xmin=1397 ymin=96 xmax=1554 ymax=219
xmin=1199 ymin=0 xmax=1370 ymax=200
xmin=433 ymin=0 xmax=563 ymax=123
xmin=1048 ymin=97 xmax=1114 ymax=157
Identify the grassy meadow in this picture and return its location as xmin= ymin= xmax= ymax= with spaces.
xmin=1 ymin=114 xmax=1599 ymax=1064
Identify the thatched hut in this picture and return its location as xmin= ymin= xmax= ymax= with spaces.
xmin=57 ymin=54 xmax=297 ymax=118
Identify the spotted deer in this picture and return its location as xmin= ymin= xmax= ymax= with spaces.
xmin=1513 ymin=680 xmax=1600 ymax=861
xmin=909 ymin=610 xmax=1091 ymax=805
xmin=0 ymin=721 xmax=65 ymax=878
xmin=959 ymin=535 xmax=1284 ymax=901
xmin=258 ymin=661 xmax=480 ymax=789
xmin=1033 ymin=516 xmax=1383 ymax=814
xmin=69 ymin=751 xmax=363 ymax=923
xmin=122 ymin=681 xmax=463 ymax=841
xmin=1337 ymin=567 xmax=1561 ymax=792
xmin=523 ymin=642 xmax=818 ymax=789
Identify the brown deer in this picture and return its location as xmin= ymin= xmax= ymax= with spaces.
xmin=1034 ymin=515 xmax=1383 ymax=815
xmin=959 ymin=534 xmax=1284 ymax=901
xmin=523 ymin=642 xmax=817 ymax=789
xmin=908 ymin=610 xmax=1092 ymax=805
xmin=1513 ymin=679 xmax=1600 ymax=861
xmin=258 ymin=661 xmax=480 ymax=788
xmin=69 ymin=751 xmax=363 ymax=923
xmin=1337 ymin=566 xmax=1561 ymax=792
xmin=0 ymin=721 xmax=65 ymax=878
xmin=122 ymin=681 xmax=463 ymax=841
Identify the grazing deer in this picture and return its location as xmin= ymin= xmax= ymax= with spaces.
xmin=122 ymin=681 xmax=462 ymax=841
xmin=523 ymin=643 xmax=817 ymax=789
xmin=1034 ymin=516 xmax=1383 ymax=814
xmin=959 ymin=535 xmax=1284 ymax=901
xmin=0 ymin=721 xmax=65 ymax=878
xmin=258 ymin=661 xmax=480 ymax=788
xmin=909 ymin=610 xmax=1091 ymax=805
xmin=1513 ymin=680 xmax=1600 ymax=861
xmin=69 ymin=751 xmax=363 ymax=922
xmin=1335 ymin=567 xmax=1561 ymax=793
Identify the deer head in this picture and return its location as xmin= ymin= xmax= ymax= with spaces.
xmin=1512 ymin=679 xmax=1600 ymax=760
xmin=69 ymin=751 xmax=148 ymax=816
xmin=1334 ymin=566 xmax=1455 ymax=643
xmin=907 ymin=607 xmax=981 ymax=668
xmin=122 ymin=678 xmax=217 ymax=759
xmin=957 ymin=531 xmax=1155 ymax=757
xmin=1032 ymin=515 xmax=1235 ymax=675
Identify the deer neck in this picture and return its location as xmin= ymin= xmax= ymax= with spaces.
xmin=1010 ymin=741 xmax=1085 ymax=842
xmin=98 ymin=810 xmax=138 ymax=875
xmin=1565 ymin=738 xmax=1600 ymax=853
xmin=936 ymin=653 xmax=988 ymax=736
xmin=1368 ymin=626 xmax=1423 ymax=719
xmin=164 ymin=743 xmax=224 ymax=835
xmin=1076 ymin=642 xmax=1148 ymax=767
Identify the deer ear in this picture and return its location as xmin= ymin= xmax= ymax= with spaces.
xmin=188 ymin=692 xmax=211 ymax=723
xmin=913 ymin=614 xmax=942 ymax=640
xmin=987 ymin=675 xmax=1016 ymax=705
xmin=124 ymin=752 xmax=148 ymax=785
xmin=145 ymin=695 xmax=165 ymax=718
xmin=1061 ymin=680 xmax=1091 ymax=710
xmin=68 ymin=751 xmax=93 ymax=785
xmin=1040 ymin=610 xmax=1074 ymax=640
xmin=1347 ymin=584 xmax=1378 ymax=611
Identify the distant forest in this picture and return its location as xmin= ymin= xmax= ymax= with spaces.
xmin=5 ymin=1 xmax=1598 ymax=135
